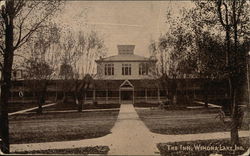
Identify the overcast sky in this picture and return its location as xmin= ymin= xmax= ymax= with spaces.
xmin=55 ymin=1 xmax=194 ymax=57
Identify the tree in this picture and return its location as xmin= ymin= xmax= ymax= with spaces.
xmin=160 ymin=0 xmax=250 ymax=145
xmin=0 ymin=0 xmax=63 ymax=153
xmin=152 ymin=11 xmax=196 ymax=105
xmin=216 ymin=0 xmax=249 ymax=145
xmin=156 ymin=2 xmax=249 ymax=145
xmin=23 ymin=23 xmax=60 ymax=114
xmin=24 ymin=60 xmax=54 ymax=114
xmin=58 ymin=30 xmax=76 ymax=104
xmin=190 ymin=0 xmax=250 ymax=145
xmin=59 ymin=29 xmax=106 ymax=111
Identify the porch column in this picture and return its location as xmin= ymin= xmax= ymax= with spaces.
xmin=133 ymin=89 xmax=134 ymax=104
xmin=158 ymin=87 xmax=160 ymax=102
xmin=84 ymin=91 xmax=86 ymax=101
xmin=119 ymin=89 xmax=121 ymax=104
xmin=106 ymin=89 xmax=108 ymax=104
xmin=55 ymin=81 xmax=57 ymax=102
xmin=145 ymin=88 xmax=147 ymax=102
xmin=193 ymin=88 xmax=196 ymax=99
xmin=93 ymin=89 xmax=96 ymax=101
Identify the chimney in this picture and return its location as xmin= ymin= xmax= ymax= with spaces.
xmin=117 ymin=45 xmax=135 ymax=55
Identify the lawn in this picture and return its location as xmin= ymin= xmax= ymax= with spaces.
xmin=136 ymin=108 xmax=249 ymax=135
xmin=9 ymin=110 xmax=119 ymax=144
xmin=14 ymin=146 xmax=109 ymax=154
xmin=8 ymin=97 xmax=54 ymax=113
xmin=42 ymin=102 xmax=120 ymax=112
xmin=157 ymin=137 xmax=249 ymax=156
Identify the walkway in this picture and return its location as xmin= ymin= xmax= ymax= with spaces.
xmin=17 ymin=108 xmax=120 ymax=115
xmin=195 ymin=101 xmax=222 ymax=108
xmin=8 ymin=103 xmax=57 ymax=116
xmin=106 ymin=104 xmax=158 ymax=155
xmin=10 ymin=104 xmax=249 ymax=155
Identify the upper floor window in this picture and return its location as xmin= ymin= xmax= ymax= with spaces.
xmin=105 ymin=64 xmax=114 ymax=75
xmin=139 ymin=63 xmax=149 ymax=75
xmin=122 ymin=64 xmax=131 ymax=75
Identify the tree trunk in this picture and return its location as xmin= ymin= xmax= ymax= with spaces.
xmin=230 ymin=2 xmax=240 ymax=145
xmin=37 ymin=95 xmax=43 ymax=114
xmin=77 ymin=91 xmax=83 ymax=112
xmin=62 ymin=80 xmax=67 ymax=104
xmin=62 ymin=91 xmax=67 ymax=104
xmin=37 ymin=81 xmax=48 ymax=114
xmin=230 ymin=88 xmax=239 ymax=145
xmin=0 ymin=0 xmax=15 ymax=153
xmin=204 ymin=85 xmax=208 ymax=108
xmin=55 ymin=81 xmax=58 ymax=102
xmin=0 ymin=81 xmax=11 ymax=154
xmin=76 ymin=96 xmax=82 ymax=112
xmin=204 ymin=94 xmax=208 ymax=108
xmin=75 ymin=90 xmax=81 ymax=112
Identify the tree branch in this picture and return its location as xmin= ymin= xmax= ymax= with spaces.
xmin=13 ymin=0 xmax=25 ymax=17
xmin=15 ymin=4 xmax=38 ymax=50
xmin=14 ymin=13 xmax=50 ymax=50
xmin=236 ymin=0 xmax=245 ymax=24
xmin=217 ymin=0 xmax=226 ymax=29
xmin=0 ymin=62 xmax=3 ymax=71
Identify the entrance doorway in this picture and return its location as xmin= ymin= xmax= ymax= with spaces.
xmin=121 ymin=91 xmax=133 ymax=101
xmin=119 ymin=80 xmax=134 ymax=104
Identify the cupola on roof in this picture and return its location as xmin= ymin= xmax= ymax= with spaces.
xmin=117 ymin=45 xmax=135 ymax=55
xmin=95 ymin=45 xmax=157 ymax=62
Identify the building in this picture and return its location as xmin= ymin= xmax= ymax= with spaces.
xmin=95 ymin=45 xmax=157 ymax=80
xmin=89 ymin=45 xmax=166 ymax=104
xmin=8 ymin=45 xmax=167 ymax=105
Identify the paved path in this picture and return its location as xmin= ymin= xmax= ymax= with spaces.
xmin=195 ymin=101 xmax=222 ymax=108
xmin=8 ymin=103 xmax=57 ymax=116
xmin=106 ymin=104 xmax=158 ymax=155
xmin=10 ymin=104 xmax=249 ymax=155
xmin=17 ymin=108 xmax=120 ymax=115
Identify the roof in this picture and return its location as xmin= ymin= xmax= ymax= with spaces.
xmin=93 ymin=79 xmax=161 ymax=90
xmin=96 ymin=54 xmax=157 ymax=62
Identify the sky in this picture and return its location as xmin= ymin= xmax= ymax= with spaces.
xmin=55 ymin=1 xmax=194 ymax=57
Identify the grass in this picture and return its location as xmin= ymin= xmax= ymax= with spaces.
xmin=157 ymin=137 xmax=249 ymax=156
xmin=8 ymin=97 xmax=53 ymax=113
xmin=136 ymin=108 xmax=249 ymax=135
xmin=13 ymin=146 xmax=109 ymax=154
xmin=9 ymin=110 xmax=119 ymax=144
xmin=33 ymin=101 xmax=121 ymax=112
xmin=134 ymin=102 xmax=160 ymax=107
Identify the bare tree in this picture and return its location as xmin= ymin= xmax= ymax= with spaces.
xmin=152 ymin=11 xmax=196 ymax=106
xmin=0 ymin=0 xmax=63 ymax=153
xmin=58 ymin=29 xmax=106 ymax=111
xmin=186 ymin=0 xmax=249 ymax=145
xmin=215 ymin=0 xmax=250 ymax=145
xmin=23 ymin=60 xmax=54 ymax=114
xmin=58 ymin=30 xmax=77 ymax=103
xmin=23 ymin=23 xmax=60 ymax=114
xmin=158 ymin=0 xmax=250 ymax=145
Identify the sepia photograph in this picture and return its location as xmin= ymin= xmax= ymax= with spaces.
xmin=0 ymin=0 xmax=249 ymax=155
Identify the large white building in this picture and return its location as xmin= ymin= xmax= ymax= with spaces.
xmin=91 ymin=45 xmax=164 ymax=104
xmin=95 ymin=45 xmax=157 ymax=80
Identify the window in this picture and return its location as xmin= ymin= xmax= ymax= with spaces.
xmin=122 ymin=64 xmax=131 ymax=75
xmin=105 ymin=64 xmax=114 ymax=75
xmin=16 ymin=70 xmax=22 ymax=79
xmin=139 ymin=63 xmax=149 ymax=75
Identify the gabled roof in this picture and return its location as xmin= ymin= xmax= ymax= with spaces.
xmin=120 ymin=79 xmax=134 ymax=88
xmin=96 ymin=54 xmax=157 ymax=62
xmin=93 ymin=79 xmax=161 ymax=90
